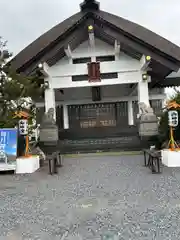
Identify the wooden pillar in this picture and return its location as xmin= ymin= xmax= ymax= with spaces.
xmin=138 ymin=75 xmax=150 ymax=109
xmin=128 ymin=100 xmax=134 ymax=125
xmin=63 ymin=104 xmax=69 ymax=129
xmin=44 ymin=88 xmax=56 ymax=120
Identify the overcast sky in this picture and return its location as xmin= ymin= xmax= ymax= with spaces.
xmin=0 ymin=0 xmax=180 ymax=56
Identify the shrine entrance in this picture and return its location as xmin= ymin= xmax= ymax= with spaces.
xmin=59 ymin=102 xmax=142 ymax=153
xmin=68 ymin=102 xmax=128 ymax=129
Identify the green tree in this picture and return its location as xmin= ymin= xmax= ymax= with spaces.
xmin=158 ymin=88 xmax=180 ymax=147
xmin=0 ymin=37 xmax=43 ymax=128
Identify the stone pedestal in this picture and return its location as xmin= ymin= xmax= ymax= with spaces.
xmin=16 ymin=155 xmax=40 ymax=174
xmin=38 ymin=108 xmax=59 ymax=174
xmin=161 ymin=149 xmax=180 ymax=167
xmin=138 ymin=103 xmax=159 ymax=137
xmin=39 ymin=109 xmax=59 ymax=148
xmin=139 ymin=114 xmax=158 ymax=137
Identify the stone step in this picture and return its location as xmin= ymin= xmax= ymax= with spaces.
xmin=59 ymin=135 xmax=147 ymax=154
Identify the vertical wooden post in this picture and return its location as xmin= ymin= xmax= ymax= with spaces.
xmin=25 ymin=135 xmax=29 ymax=157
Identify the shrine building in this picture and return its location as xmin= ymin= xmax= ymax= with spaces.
xmin=10 ymin=0 xmax=180 ymax=153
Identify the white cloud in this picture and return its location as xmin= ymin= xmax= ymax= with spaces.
xmin=0 ymin=0 xmax=180 ymax=54
xmin=11 ymin=144 xmax=17 ymax=149
xmin=0 ymin=0 xmax=178 ymax=98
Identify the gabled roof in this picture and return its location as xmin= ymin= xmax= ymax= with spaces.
xmin=97 ymin=11 xmax=180 ymax=62
xmin=10 ymin=0 xmax=180 ymax=75
xmin=10 ymin=11 xmax=86 ymax=71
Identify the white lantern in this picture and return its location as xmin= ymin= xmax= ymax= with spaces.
xmin=168 ymin=110 xmax=178 ymax=127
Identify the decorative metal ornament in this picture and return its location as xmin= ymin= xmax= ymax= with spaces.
xmin=142 ymin=73 xmax=148 ymax=81
xmin=88 ymin=25 xmax=93 ymax=31
xmin=146 ymin=55 xmax=151 ymax=61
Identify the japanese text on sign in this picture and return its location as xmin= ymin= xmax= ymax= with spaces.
xmin=0 ymin=131 xmax=9 ymax=150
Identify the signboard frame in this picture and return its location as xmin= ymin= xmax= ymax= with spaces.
xmin=0 ymin=128 xmax=18 ymax=171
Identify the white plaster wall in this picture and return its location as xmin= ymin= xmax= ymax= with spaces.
xmin=36 ymin=93 xmax=165 ymax=108
xmin=50 ymin=61 xmax=140 ymax=77
xmin=53 ymin=87 xmax=165 ymax=107
xmin=50 ymin=72 xmax=141 ymax=89
xmin=70 ymin=38 xmax=115 ymax=58
xmin=48 ymin=38 xmax=141 ymax=89
xmin=42 ymin=37 xmax=165 ymax=114
xmin=149 ymin=88 xmax=164 ymax=95
xmin=55 ymin=84 xmax=165 ymax=101
xmin=55 ymin=84 xmax=130 ymax=101
xmin=125 ymin=86 xmax=164 ymax=97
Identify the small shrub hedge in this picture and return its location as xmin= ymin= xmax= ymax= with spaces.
xmin=152 ymin=91 xmax=180 ymax=149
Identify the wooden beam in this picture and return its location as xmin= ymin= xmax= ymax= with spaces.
xmin=128 ymin=73 xmax=151 ymax=95
xmin=148 ymin=72 xmax=164 ymax=88
xmin=128 ymin=83 xmax=137 ymax=96
xmin=95 ymin=29 xmax=141 ymax=59
xmin=64 ymin=44 xmax=72 ymax=59
xmin=38 ymin=62 xmax=49 ymax=77
xmin=140 ymin=55 xmax=151 ymax=71
xmin=94 ymin=24 xmax=179 ymax=72
xmin=48 ymin=32 xmax=87 ymax=66
xmin=88 ymin=25 xmax=95 ymax=48
xmin=89 ymin=31 xmax=95 ymax=48
xmin=114 ymin=40 xmax=120 ymax=55
xmin=22 ymin=21 xmax=88 ymax=74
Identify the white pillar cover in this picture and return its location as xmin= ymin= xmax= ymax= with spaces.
xmin=128 ymin=100 xmax=134 ymax=125
xmin=138 ymin=80 xmax=150 ymax=107
xmin=63 ymin=104 xmax=69 ymax=129
xmin=44 ymin=88 xmax=56 ymax=120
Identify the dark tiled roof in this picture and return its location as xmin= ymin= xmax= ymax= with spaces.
xmin=10 ymin=11 xmax=86 ymax=71
xmin=98 ymin=11 xmax=180 ymax=62
xmin=158 ymin=77 xmax=180 ymax=87
xmin=10 ymin=3 xmax=180 ymax=72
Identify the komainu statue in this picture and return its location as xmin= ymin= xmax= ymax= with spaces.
xmin=139 ymin=102 xmax=154 ymax=115
xmin=39 ymin=108 xmax=59 ymax=143
xmin=138 ymin=102 xmax=158 ymax=137
xmin=40 ymin=108 xmax=56 ymax=126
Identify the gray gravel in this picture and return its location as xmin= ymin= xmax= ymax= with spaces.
xmin=1 ymin=154 xmax=180 ymax=239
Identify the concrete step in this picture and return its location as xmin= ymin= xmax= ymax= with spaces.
xmin=59 ymin=135 xmax=147 ymax=154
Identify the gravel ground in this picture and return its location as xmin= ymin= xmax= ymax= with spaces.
xmin=1 ymin=154 xmax=180 ymax=239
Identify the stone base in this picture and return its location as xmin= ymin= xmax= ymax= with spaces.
xmin=161 ymin=149 xmax=180 ymax=167
xmin=16 ymin=155 xmax=40 ymax=174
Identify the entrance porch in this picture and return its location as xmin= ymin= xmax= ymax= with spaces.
xmin=10 ymin=0 xmax=180 ymax=153
xmin=36 ymin=84 xmax=165 ymax=153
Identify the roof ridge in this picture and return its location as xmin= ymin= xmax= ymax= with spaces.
xmin=80 ymin=0 xmax=100 ymax=11
xmin=10 ymin=7 xmax=180 ymax=72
